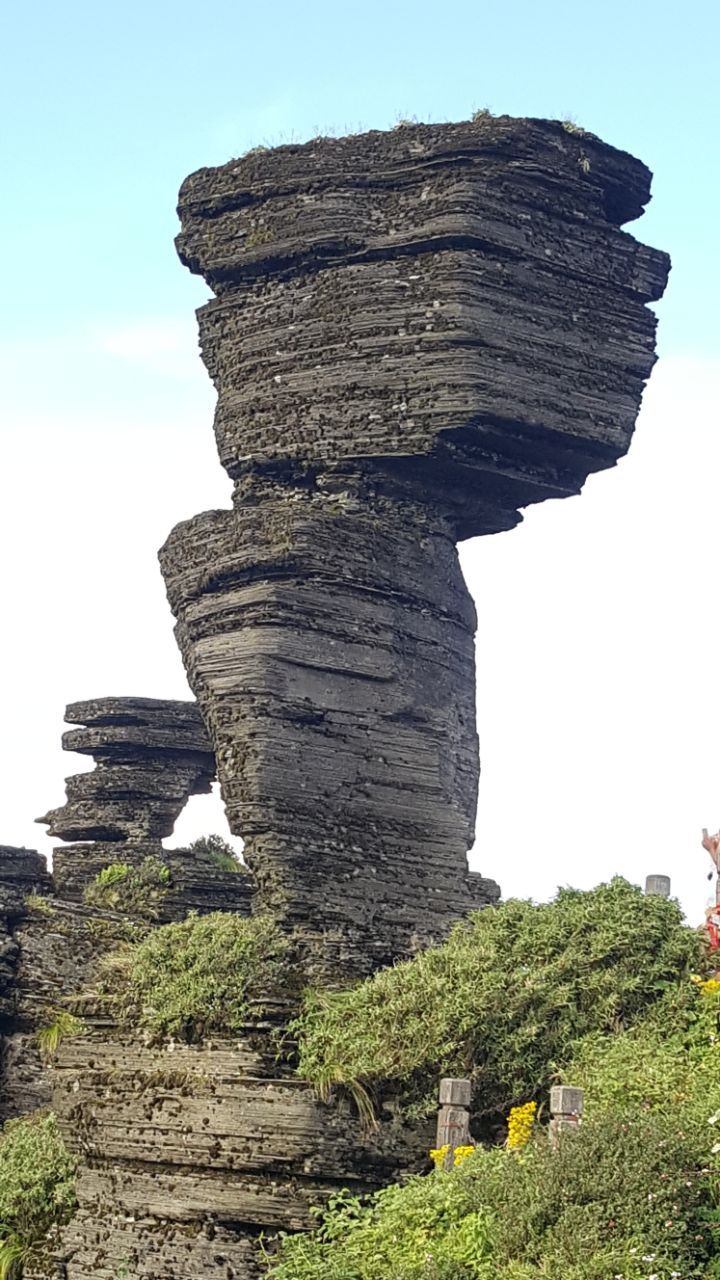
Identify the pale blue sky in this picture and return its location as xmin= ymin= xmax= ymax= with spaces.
xmin=2 ymin=0 xmax=719 ymax=358
xmin=1 ymin=1 xmax=719 ymax=919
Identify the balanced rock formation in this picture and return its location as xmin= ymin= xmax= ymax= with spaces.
xmin=41 ymin=698 xmax=214 ymax=843
xmin=160 ymin=116 xmax=669 ymax=978
xmin=37 ymin=696 xmax=251 ymax=914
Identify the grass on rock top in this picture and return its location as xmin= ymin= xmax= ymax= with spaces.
xmin=103 ymin=910 xmax=289 ymax=1042
xmin=292 ymin=878 xmax=704 ymax=1124
xmin=268 ymin=894 xmax=720 ymax=1280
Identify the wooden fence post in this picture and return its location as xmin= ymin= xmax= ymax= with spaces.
xmin=436 ymin=1077 xmax=472 ymax=1168
xmin=549 ymin=1085 xmax=584 ymax=1147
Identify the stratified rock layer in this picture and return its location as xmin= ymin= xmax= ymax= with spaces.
xmin=161 ymin=117 xmax=669 ymax=976
xmin=162 ymin=470 xmax=499 ymax=974
xmin=0 ymin=846 xmax=52 ymax=1030
xmin=53 ymin=1006 xmax=427 ymax=1279
xmin=176 ymin=118 xmax=668 ymax=531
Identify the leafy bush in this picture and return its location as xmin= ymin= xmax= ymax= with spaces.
xmin=0 ymin=1111 xmax=76 ymax=1278
xmin=294 ymin=879 xmax=703 ymax=1124
xmin=271 ymin=980 xmax=720 ymax=1280
xmin=187 ymin=833 xmax=245 ymax=874
xmin=83 ymin=857 xmax=171 ymax=919
xmin=268 ymin=1172 xmax=495 ymax=1280
xmin=105 ymin=911 xmax=289 ymax=1042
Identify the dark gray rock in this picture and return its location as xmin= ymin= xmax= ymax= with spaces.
xmin=161 ymin=116 xmax=669 ymax=978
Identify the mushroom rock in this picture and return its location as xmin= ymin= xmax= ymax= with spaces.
xmin=160 ymin=118 xmax=669 ymax=978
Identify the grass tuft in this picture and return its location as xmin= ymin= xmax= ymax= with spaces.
xmin=0 ymin=1111 xmax=76 ymax=1277
xmin=23 ymin=895 xmax=55 ymax=918
xmin=83 ymin=857 xmax=170 ymax=919
xmin=36 ymin=1010 xmax=85 ymax=1062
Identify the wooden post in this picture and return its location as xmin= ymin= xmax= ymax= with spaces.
xmin=436 ymin=1077 xmax=472 ymax=1168
xmin=549 ymin=1085 xmax=583 ymax=1147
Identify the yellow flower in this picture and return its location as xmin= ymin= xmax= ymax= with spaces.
xmin=507 ymin=1101 xmax=537 ymax=1151
xmin=429 ymin=1143 xmax=476 ymax=1169
xmin=429 ymin=1144 xmax=450 ymax=1168
xmin=701 ymin=978 xmax=720 ymax=996
xmin=451 ymin=1145 xmax=476 ymax=1167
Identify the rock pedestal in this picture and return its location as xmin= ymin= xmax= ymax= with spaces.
xmin=162 ymin=471 xmax=498 ymax=974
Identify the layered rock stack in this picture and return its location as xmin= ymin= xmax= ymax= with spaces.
xmin=37 ymin=696 xmax=251 ymax=914
xmin=52 ymin=1009 xmax=426 ymax=1280
xmin=3 ymin=116 xmax=670 ymax=1280
xmin=160 ymin=116 xmax=669 ymax=978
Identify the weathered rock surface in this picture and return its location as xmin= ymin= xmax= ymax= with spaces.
xmin=161 ymin=116 xmax=668 ymax=978
xmin=53 ymin=1009 xmax=428 ymax=1279
xmin=1 ymin=697 xmax=252 ymax=1123
xmin=0 ymin=847 xmax=54 ymax=1117
xmin=176 ymin=118 xmax=668 ymax=527
xmin=162 ymin=472 xmax=499 ymax=976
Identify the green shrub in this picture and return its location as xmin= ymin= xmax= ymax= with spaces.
xmin=0 ymin=1111 xmax=76 ymax=1278
xmin=105 ymin=911 xmax=289 ymax=1042
xmin=294 ymin=879 xmax=704 ymax=1123
xmin=267 ymin=1173 xmax=495 ymax=1280
xmin=187 ymin=833 xmax=245 ymax=874
xmin=83 ymin=856 xmax=171 ymax=919
xmin=271 ymin=981 xmax=720 ymax=1280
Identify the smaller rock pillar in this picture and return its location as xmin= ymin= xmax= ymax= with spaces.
xmin=37 ymin=698 xmax=216 ymax=899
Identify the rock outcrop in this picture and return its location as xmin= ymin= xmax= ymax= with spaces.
xmin=0 ymin=846 xmax=54 ymax=1118
xmin=38 ymin=698 xmax=217 ymax=898
xmin=160 ymin=116 xmax=668 ymax=979
xmin=53 ymin=1004 xmax=426 ymax=1279
xmin=36 ymin=696 xmax=253 ymax=917
xmin=1 ymin=698 xmax=252 ymax=1122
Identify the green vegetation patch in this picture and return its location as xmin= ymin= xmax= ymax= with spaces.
xmin=23 ymin=894 xmax=55 ymax=918
xmin=271 ymin=975 xmax=720 ymax=1279
xmin=294 ymin=879 xmax=703 ymax=1123
xmin=187 ymin=833 xmax=246 ymax=874
xmin=83 ymin=856 xmax=170 ymax=919
xmin=36 ymin=1009 xmax=85 ymax=1062
xmin=105 ymin=911 xmax=289 ymax=1042
xmin=0 ymin=1111 xmax=77 ymax=1279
